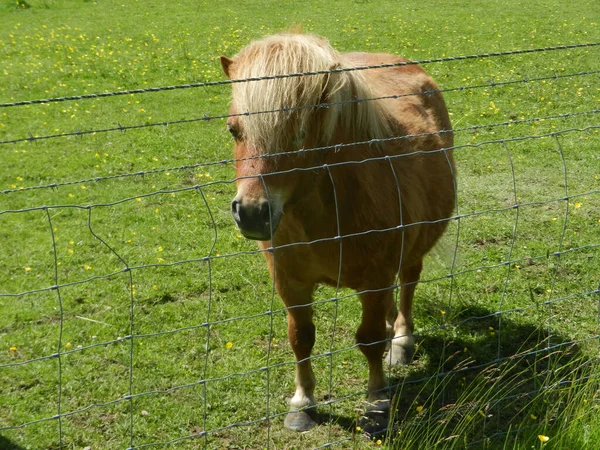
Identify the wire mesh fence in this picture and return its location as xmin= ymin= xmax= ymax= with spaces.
xmin=1 ymin=41 xmax=599 ymax=450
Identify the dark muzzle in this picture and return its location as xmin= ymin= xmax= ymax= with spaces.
xmin=231 ymin=197 xmax=280 ymax=241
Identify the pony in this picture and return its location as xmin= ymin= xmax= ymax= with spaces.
xmin=220 ymin=33 xmax=455 ymax=433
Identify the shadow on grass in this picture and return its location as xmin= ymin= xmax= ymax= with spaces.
xmin=0 ymin=435 xmax=25 ymax=450
xmin=322 ymin=302 xmax=596 ymax=448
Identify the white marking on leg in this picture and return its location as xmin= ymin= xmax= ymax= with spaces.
xmin=290 ymin=364 xmax=316 ymax=411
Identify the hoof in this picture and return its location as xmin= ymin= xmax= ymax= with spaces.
xmin=386 ymin=342 xmax=414 ymax=366
xmin=284 ymin=408 xmax=318 ymax=432
xmin=358 ymin=400 xmax=390 ymax=438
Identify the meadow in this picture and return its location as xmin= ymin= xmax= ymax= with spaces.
xmin=0 ymin=0 xmax=599 ymax=449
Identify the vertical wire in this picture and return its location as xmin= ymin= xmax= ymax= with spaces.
xmin=440 ymin=148 xmax=460 ymax=409
xmin=495 ymin=142 xmax=519 ymax=433
xmin=548 ymin=136 xmax=569 ymax=351
xmin=386 ymin=155 xmax=405 ymax=332
xmin=195 ymin=186 xmax=218 ymax=448
xmin=86 ymin=207 xmax=135 ymax=449
xmin=385 ymin=155 xmax=405 ymax=424
xmin=259 ymin=174 xmax=277 ymax=449
xmin=497 ymin=142 xmax=520 ymax=359
xmin=597 ymin=280 xmax=600 ymax=355
xmin=536 ymin=134 xmax=571 ymax=420
xmin=324 ymin=164 xmax=343 ymax=445
xmin=45 ymin=208 xmax=63 ymax=449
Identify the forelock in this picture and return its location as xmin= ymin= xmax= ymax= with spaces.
xmin=230 ymin=34 xmax=339 ymax=153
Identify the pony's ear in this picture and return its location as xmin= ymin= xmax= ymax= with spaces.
xmin=287 ymin=23 xmax=303 ymax=34
xmin=220 ymin=56 xmax=234 ymax=79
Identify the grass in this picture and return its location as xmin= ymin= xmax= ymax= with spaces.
xmin=0 ymin=0 xmax=599 ymax=449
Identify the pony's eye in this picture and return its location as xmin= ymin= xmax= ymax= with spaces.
xmin=227 ymin=124 xmax=240 ymax=140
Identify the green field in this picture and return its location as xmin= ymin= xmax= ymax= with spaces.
xmin=1 ymin=0 xmax=599 ymax=449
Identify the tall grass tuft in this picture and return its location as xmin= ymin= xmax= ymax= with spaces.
xmin=387 ymin=341 xmax=600 ymax=449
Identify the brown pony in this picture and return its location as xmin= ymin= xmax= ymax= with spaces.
xmin=220 ymin=33 xmax=455 ymax=433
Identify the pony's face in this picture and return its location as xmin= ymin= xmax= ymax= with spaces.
xmin=227 ymin=106 xmax=283 ymax=241
xmin=220 ymin=35 xmax=341 ymax=241
xmin=225 ymin=105 xmax=321 ymax=241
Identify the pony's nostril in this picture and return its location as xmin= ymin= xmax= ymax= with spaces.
xmin=231 ymin=199 xmax=241 ymax=221
xmin=259 ymin=201 xmax=271 ymax=224
xmin=231 ymin=197 xmax=277 ymax=239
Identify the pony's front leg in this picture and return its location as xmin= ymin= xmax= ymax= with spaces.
xmin=356 ymin=291 xmax=392 ymax=435
xmin=278 ymin=281 xmax=318 ymax=431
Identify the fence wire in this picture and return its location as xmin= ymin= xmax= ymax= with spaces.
xmin=1 ymin=41 xmax=598 ymax=109
xmin=2 ymin=109 xmax=599 ymax=197
xmin=1 ymin=69 xmax=599 ymax=147
xmin=1 ymin=41 xmax=599 ymax=450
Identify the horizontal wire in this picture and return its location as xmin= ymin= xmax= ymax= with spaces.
xmin=0 ymin=125 xmax=600 ymax=220
xmin=1 ymin=284 xmax=597 ymax=418
xmin=1 ymin=42 xmax=598 ymax=109
xmin=1 ymin=315 xmax=597 ymax=434
xmin=3 ymin=333 xmax=596 ymax=446
xmin=1 ymin=242 xmax=597 ymax=372
xmin=312 ymin=438 xmax=353 ymax=449
xmin=1 ymin=181 xmax=597 ymax=299
xmin=1 ymin=69 xmax=598 ymax=147
xmin=1 ymin=111 xmax=598 ymax=198
xmin=1 ymin=178 xmax=597 ymax=300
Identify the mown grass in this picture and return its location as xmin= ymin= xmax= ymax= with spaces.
xmin=0 ymin=0 xmax=599 ymax=449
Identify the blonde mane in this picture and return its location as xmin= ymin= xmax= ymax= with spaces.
xmin=230 ymin=33 xmax=391 ymax=154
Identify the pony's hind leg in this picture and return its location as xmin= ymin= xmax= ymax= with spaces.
xmin=388 ymin=261 xmax=423 ymax=366
xmin=356 ymin=290 xmax=393 ymax=435
xmin=279 ymin=282 xmax=318 ymax=431
xmin=385 ymin=295 xmax=398 ymax=351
